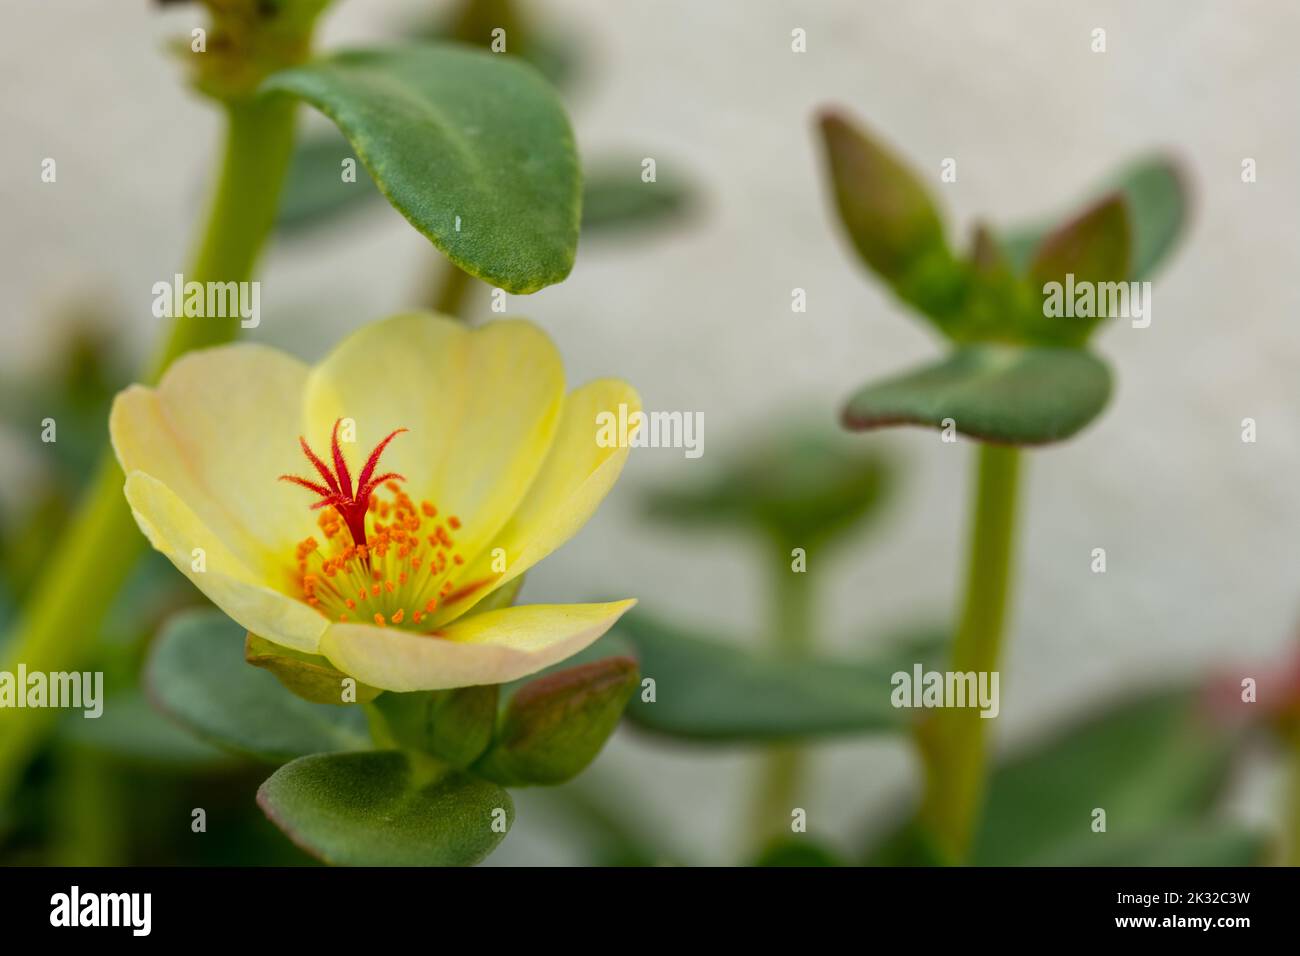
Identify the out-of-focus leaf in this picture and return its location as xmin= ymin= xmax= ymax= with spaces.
xmin=621 ymin=612 xmax=946 ymax=742
xmin=244 ymin=633 xmax=381 ymax=706
xmin=434 ymin=0 xmax=580 ymax=89
xmin=818 ymin=108 xmax=966 ymax=326
xmin=754 ymin=838 xmax=847 ymax=867
xmin=263 ymin=44 xmax=580 ymax=293
xmin=473 ymin=657 xmax=639 ymax=786
xmin=1026 ymin=195 xmax=1131 ymax=346
xmin=1051 ymin=822 xmax=1265 ymax=866
xmin=1002 ymin=156 xmax=1189 ymax=280
xmin=257 ymin=750 xmax=511 ymax=866
xmin=971 ymin=690 xmax=1239 ymax=866
xmin=842 ymin=345 xmax=1111 ymax=445
xmin=59 ymin=690 xmax=233 ymax=770
xmin=581 ymin=157 xmax=695 ymax=235
xmin=146 ymin=610 xmax=369 ymax=763
xmin=644 ymin=420 xmax=891 ymax=548
xmin=274 ymin=129 xmax=381 ymax=233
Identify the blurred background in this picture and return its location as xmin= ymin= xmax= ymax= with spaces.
xmin=1 ymin=0 xmax=1297 ymax=864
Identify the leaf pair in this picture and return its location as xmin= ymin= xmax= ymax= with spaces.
xmin=369 ymin=656 xmax=640 ymax=787
xmin=821 ymin=110 xmax=1188 ymax=444
xmin=147 ymin=610 xmax=638 ymax=865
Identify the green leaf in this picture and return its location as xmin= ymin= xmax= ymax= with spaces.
xmin=842 ymin=345 xmax=1112 ymax=445
xmin=258 ymin=750 xmax=512 ymax=866
xmin=754 ymin=838 xmax=847 ymax=867
xmin=620 ymin=612 xmax=945 ymax=743
xmin=371 ymin=686 xmax=498 ymax=767
xmin=1003 ymin=156 xmax=1188 ymax=280
xmin=643 ymin=419 xmax=891 ymax=548
xmin=1111 ymin=158 xmax=1190 ymax=280
xmin=146 ymin=609 xmax=369 ymax=763
xmin=581 ymin=157 xmax=695 ymax=235
xmin=434 ymin=0 xmax=580 ymax=89
xmin=1026 ymin=194 xmax=1131 ymax=345
xmin=971 ymin=690 xmax=1239 ymax=866
xmin=263 ymin=44 xmax=580 ymax=293
xmin=818 ymin=109 xmax=965 ymax=325
xmin=1051 ymin=823 xmax=1265 ymax=867
xmin=244 ymin=633 xmax=382 ymax=706
xmin=473 ymin=657 xmax=639 ymax=786
xmin=275 ymin=129 xmax=381 ymax=233
xmin=60 ymin=689 xmax=233 ymax=771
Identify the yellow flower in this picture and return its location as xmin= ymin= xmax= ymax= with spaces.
xmin=111 ymin=312 xmax=638 ymax=692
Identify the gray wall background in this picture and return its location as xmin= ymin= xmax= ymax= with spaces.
xmin=2 ymin=1 xmax=1296 ymax=863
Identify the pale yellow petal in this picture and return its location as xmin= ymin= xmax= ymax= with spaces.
xmin=110 ymin=344 xmax=314 ymax=577
xmin=318 ymin=600 xmax=636 ymax=692
xmin=436 ymin=379 xmax=640 ymax=624
xmin=303 ymin=312 xmax=565 ymax=567
xmin=124 ymin=472 xmax=328 ymax=653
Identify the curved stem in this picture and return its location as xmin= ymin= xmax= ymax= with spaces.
xmin=748 ymin=543 xmax=814 ymax=851
xmin=917 ymin=443 xmax=1021 ymax=863
xmin=0 ymin=95 xmax=299 ymax=803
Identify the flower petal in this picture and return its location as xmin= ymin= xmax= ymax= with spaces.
xmin=318 ymin=600 xmax=636 ymax=692
xmin=123 ymin=473 xmax=328 ymax=653
xmin=110 ymin=344 xmax=314 ymax=574
xmin=436 ymin=379 xmax=640 ymax=624
xmin=303 ymin=312 xmax=565 ymax=565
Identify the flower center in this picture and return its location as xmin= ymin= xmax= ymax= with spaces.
xmin=280 ymin=420 xmax=493 ymax=631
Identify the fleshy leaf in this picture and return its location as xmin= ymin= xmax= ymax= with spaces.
xmin=262 ymin=44 xmax=579 ymax=293
xmin=842 ymin=345 xmax=1112 ymax=445
xmin=244 ymin=633 xmax=382 ymax=706
xmin=581 ymin=157 xmax=695 ymax=235
xmin=257 ymin=751 xmax=512 ymax=866
xmin=146 ymin=609 xmax=369 ymax=763
xmin=643 ymin=419 xmax=891 ymax=548
xmin=620 ymin=612 xmax=945 ymax=743
xmin=818 ymin=109 xmax=965 ymax=326
xmin=1002 ymin=156 xmax=1189 ymax=280
xmin=371 ymin=686 xmax=498 ymax=767
xmin=473 ymin=657 xmax=639 ymax=786
xmin=275 ymin=129 xmax=381 ymax=233
xmin=971 ymin=690 xmax=1244 ymax=866
xmin=1027 ymin=194 xmax=1131 ymax=345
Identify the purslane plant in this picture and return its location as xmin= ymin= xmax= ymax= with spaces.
xmin=111 ymin=313 xmax=637 ymax=692
xmin=817 ymin=108 xmax=1188 ymax=863
xmin=0 ymin=0 xmax=583 ymax=802
xmin=115 ymin=312 xmax=640 ymax=864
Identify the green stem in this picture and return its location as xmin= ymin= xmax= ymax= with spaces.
xmin=1288 ymin=729 xmax=1300 ymax=867
xmin=917 ymin=443 xmax=1021 ymax=863
xmin=749 ymin=544 xmax=814 ymax=850
xmin=430 ymin=258 xmax=477 ymax=319
xmin=0 ymin=94 xmax=299 ymax=804
xmin=53 ymin=749 xmax=125 ymax=866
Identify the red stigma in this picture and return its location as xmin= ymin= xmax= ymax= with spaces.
xmin=280 ymin=419 xmax=407 ymax=550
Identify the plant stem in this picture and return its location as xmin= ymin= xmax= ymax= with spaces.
xmin=1288 ymin=729 xmax=1300 ymax=867
xmin=0 ymin=94 xmax=299 ymax=804
xmin=430 ymin=258 xmax=477 ymax=319
xmin=749 ymin=544 xmax=814 ymax=850
xmin=917 ymin=442 xmax=1021 ymax=863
